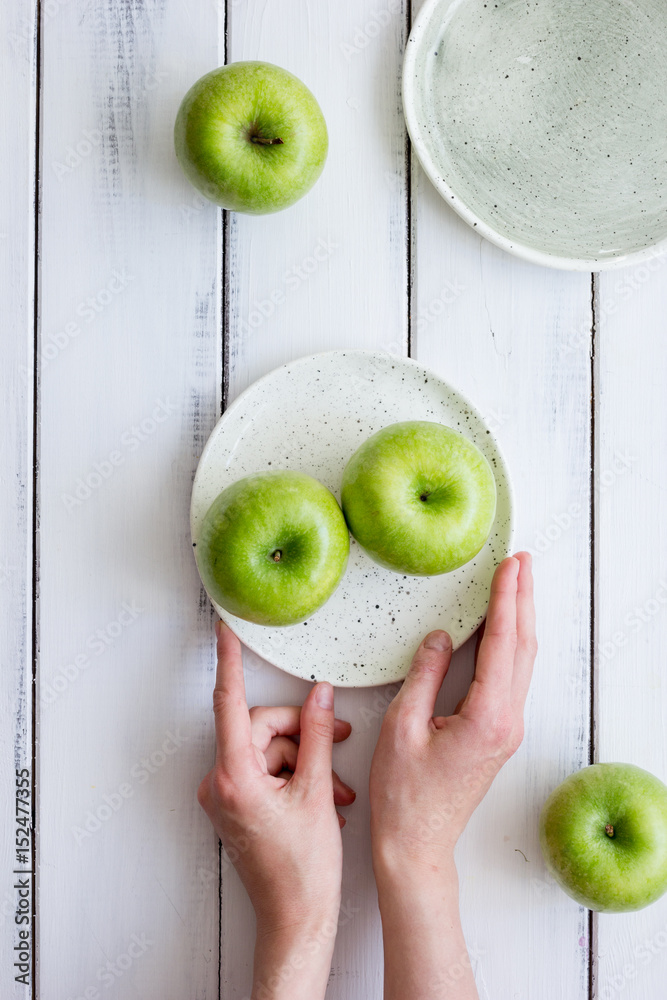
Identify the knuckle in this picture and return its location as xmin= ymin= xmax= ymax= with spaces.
xmin=212 ymin=689 xmax=244 ymax=716
xmin=196 ymin=776 xmax=210 ymax=811
xmin=524 ymin=636 xmax=539 ymax=659
xmin=487 ymin=709 xmax=515 ymax=748
xmin=507 ymin=722 xmax=525 ymax=756
xmin=488 ymin=628 xmax=518 ymax=650
xmin=382 ymin=701 xmax=400 ymax=728
xmin=209 ymin=769 xmax=239 ymax=809
xmin=504 ymin=629 xmax=519 ymax=652
xmin=248 ymin=705 xmax=262 ymax=722
xmin=307 ymin=717 xmax=334 ymax=743
xmin=410 ymin=652 xmax=442 ymax=678
xmin=383 ymin=705 xmax=417 ymax=745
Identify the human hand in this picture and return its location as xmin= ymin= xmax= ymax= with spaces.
xmin=370 ymin=552 xmax=537 ymax=875
xmin=369 ymin=553 xmax=536 ymax=1000
xmin=197 ymin=622 xmax=356 ymax=999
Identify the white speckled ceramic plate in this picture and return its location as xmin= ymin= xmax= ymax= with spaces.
xmin=404 ymin=0 xmax=667 ymax=270
xmin=191 ymin=351 xmax=513 ymax=687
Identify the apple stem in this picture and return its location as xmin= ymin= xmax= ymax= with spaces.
xmin=272 ymin=550 xmax=282 ymax=562
xmin=605 ymin=824 xmax=615 ymax=838
xmin=250 ymin=135 xmax=284 ymax=146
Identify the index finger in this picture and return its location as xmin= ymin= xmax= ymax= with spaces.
xmin=213 ymin=621 xmax=252 ymax=763
xmin=511 ymin=551 xmax=537 ymax=710
xmin=471 ymin=556 xmax=520 ymax=703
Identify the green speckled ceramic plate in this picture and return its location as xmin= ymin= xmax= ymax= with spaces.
xmin=191 ymin=351 xmax=513 ymax=687
xmin=404 ymin=0 xmax=667 ymax=270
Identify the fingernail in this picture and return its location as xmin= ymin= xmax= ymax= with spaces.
xmin=423 ymin=630 xmax=452 ymax=652
xmin=316 ymin=682 xmax=334 ymax=709
xmin=215 ymin=620 xmax=222 ymax=639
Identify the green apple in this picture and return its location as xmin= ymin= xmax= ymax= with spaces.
xmin=340 ymin=421 xmax=496 ymax=576
xmin=540 ymin=763 xmax=667 ymax=912
xmin=195 ymin=471 xmax=349 ymax=627
xmin=174 ymin=61 xmax=328 ymax=214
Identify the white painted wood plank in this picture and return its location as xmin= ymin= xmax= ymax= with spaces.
xmin=411 ymin=132 xmax=594 ymax=998
xmin=225 ymin=0 xmax=410 ymax=399
xmin=222 ymin=2 xmax=409 ymax=997
xmin=596 ymin=260 xmax=667 ymax=999
xmin=38 ymin=4 xmax=224 ymax=997
xmin=0 ymin=3 xmax=36 ymax=997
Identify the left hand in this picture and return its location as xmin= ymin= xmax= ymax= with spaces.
xmin=197 ymin=622 xmax=356 ymax=943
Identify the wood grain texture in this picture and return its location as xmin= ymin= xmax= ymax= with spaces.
xmin=409 ymin=26 xmax=595 ymax=989
xmin=37 ymin=3 xmax=224 ymax=997
xmin=596 ymin=261 xmax=667 ymax=999
xmin=0 ymin=2 xmax=37 ymax=997
xmin=13 ymin=0 xmax=667 ymax=996
xmin=221 ymin=2 xmax=410 ymax=996
xmin=225 ymin=0 xmax=410 ymax=400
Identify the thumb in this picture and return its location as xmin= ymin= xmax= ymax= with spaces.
xmin=395 ymin=630 xmax=453 ymax=722
xmin=294 ymin=682 xmax=335 ymax=788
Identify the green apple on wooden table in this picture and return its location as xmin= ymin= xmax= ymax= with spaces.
xmin=195 ymin=471 xmax=349 ymax=627
xmin=341 ymin=421 xmax=497 ymax=576
xmin=540 ymin=763 xmax=667 ymax=912
xmin=174 ymin=61 xmax=328 ymax=213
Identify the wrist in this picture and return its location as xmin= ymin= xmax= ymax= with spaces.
xmin=253 ymin=911 xmax=339 ymax=1000
xmin=255 ymin=887 xmax=341 ymax=941
xmin=372 ymin=836 xmax=458 ymax=889
xmin=374 ymin=854 xmax=462 ymax=949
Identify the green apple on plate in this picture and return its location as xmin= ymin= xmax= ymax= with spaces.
xmin=540 ymin=763 xmax=667 ymax=912
xmin=174 ymin=61 xmax=328 ymax=214
xmin=195 ymin=470 xmax=349 ymax=627
xmin=341 ymin=420 xmax=496 ymax=576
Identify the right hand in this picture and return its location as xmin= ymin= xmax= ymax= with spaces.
xmin=370 ymin=552 xmax=537 ymax=876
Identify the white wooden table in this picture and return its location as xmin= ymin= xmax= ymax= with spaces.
xmin=3 ymin=2 xmax=667 ymax=997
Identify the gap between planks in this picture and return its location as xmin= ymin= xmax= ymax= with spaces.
xmin=588 ymin=270 xmax=600 ymax=1000
xmin=31 ymin=0 xmax=43 ymax=997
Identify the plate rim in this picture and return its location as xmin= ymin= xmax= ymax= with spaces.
xmin=403 ymin=0 xmax=667 ymax=272
xmin=191 ymin=349 xmax=515 ymax=687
